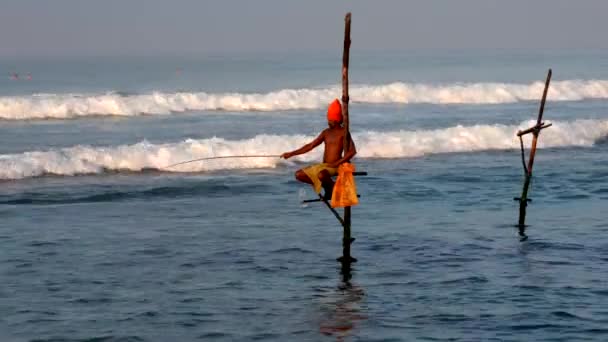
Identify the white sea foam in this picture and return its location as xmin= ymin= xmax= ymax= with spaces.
xmin=1 ymin=119 xmax=607 ymax=180
xmin=2 ymin=80 xmax=608 ymax=120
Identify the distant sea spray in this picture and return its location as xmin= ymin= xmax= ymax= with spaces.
xmin=1 ymin=80 xmax=608 ymax=120
xmin=1 ymin=119 xmax=607 ymax=180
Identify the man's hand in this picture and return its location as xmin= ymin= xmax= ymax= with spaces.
xmin=281 ymin=152 xmax=293 ymax=159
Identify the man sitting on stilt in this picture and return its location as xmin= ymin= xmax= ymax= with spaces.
xmin=281 ymin=99 xmax=357 ymax=200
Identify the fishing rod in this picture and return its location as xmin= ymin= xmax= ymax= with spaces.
xmin=164 ymin=155 xmax=281 ymax=169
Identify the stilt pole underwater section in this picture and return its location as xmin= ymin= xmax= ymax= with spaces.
xmin=514 ymin=69 xmax=553 ymax=241
xmin=338 ymin=13 xmax=356 ymax=264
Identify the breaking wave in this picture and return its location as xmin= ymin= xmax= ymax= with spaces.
xmin=1 ymin=119 xmax=607 ymax=180
xmin=2 ymin=80 xmax=608 ymax=120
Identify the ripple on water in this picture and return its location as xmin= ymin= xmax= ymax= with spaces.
xmin=554 ymin=193 xmax=591 ymax=200
xmin=70 ymin=297 xmax=114 ymax=305
xmin=507 ymin=322 xmax=574 ymax=331
xmin=197 ymin=332 xmax=231 ymax=339
xmin=30 ymin=336 xmax=145 ymax=342
xmin=438 ymin=275 xmax=489 ymax=285
xmin=269 ymin=247 xmax=314 ymax=254
xmin=26 ymin=241 xmax=60 ymax=247
xmin=591 ymin=187 xmax=608 ymax=194
xmin=177 ymin=316 xmax=219 ymax=328
xmin=590 ymin=289 xmax=608 ymax=296
xmin=178 ymin=259 xmax=215 ymax=268
xmin=369 ymin=269 xmax=410 ymax=279
xmin=250 ymin=333 xmax=281 ymax=341
xmin=550 ymin=310 xmax=592 ymax=322
xmin=0 ymin=182 xmax=266 ymax=205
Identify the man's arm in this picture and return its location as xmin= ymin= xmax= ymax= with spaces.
xmin=327 ymin=133 xmax=357 ymax=168
xmin=281 ymin=130 xmax=326 ymax=159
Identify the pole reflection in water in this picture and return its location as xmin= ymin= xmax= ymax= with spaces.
xmin=317 ymin=266 xmax=367 ymax=341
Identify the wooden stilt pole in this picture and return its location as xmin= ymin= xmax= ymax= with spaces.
xmin=337 ymin=13 xmax=356 ymax=265
xmin=514 ymin=69 xmax=553 ymax=241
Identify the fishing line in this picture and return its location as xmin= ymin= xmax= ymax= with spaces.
xmin=164 ymin=155 xmax=282 ymax=169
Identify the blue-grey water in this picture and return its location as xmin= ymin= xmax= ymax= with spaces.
xmin=1 ymin=50 xmax=608 ymax=341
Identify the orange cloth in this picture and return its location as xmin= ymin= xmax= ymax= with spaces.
xmin=327 ymin=99 xmax=342 ymax=122
xmin=331 ymin=162 xmax=359 ymax=208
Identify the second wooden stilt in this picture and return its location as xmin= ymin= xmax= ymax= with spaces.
xmin=514 ymin=68 xmax=553 ymax=241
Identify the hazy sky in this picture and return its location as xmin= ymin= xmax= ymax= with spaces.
xmin=1 ymin=0 xmax=607 ymax=57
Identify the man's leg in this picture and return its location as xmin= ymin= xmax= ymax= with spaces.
xmin=318 ymin=170 xmax=335 ymax=200
xmin=295 ymin=169 xmax=313 ymax=184
xmin=295 ymin=167 xmax=331 ymax=198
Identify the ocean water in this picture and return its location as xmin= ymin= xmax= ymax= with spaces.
xmin=1 ymin=50 xmax=608 ymax=341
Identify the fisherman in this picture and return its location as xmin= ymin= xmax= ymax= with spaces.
xmin=281 ymin=99 xmax=357 ymax=200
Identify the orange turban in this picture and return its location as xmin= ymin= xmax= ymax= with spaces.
xmin=327 ymin=99 xmax=342 ymax=122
